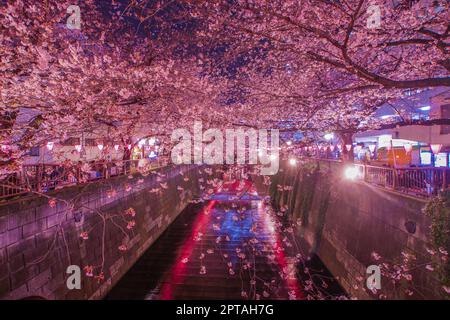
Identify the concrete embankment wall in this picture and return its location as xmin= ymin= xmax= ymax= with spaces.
xmin=0 ymin=165 xmax=210 ymax=300
xmin=266 ymin=160 xmax=446 ymax=300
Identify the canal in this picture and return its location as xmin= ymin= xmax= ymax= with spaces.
xmin=106 ymin=180 xmax=346 ymax=300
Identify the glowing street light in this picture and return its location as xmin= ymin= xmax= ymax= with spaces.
xmin=286 ymin=140 xmax=292 ymax=146
xmin=404 ymin=143 xmax=412 ymax=153
xmin=324 ymin=133 xmax=334 ymax=140
xmin=138 ymin=139 xmax=146 ymax=148
xmin=344 ymin=166 xmax=360 ymax=180
xmin=289 ymin=158 xmax=297 ymax=166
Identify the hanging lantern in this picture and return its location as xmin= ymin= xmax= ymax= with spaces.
xmin=368 ymin=144 xmax=376 ymax=153
xmin=337 ymin=144 xmax=343 ymax=152
xmin=308 ymin=146 xmax=313 ymax=151
xmin=403 ymin=143 xmax=412 ymax=153
xmin=75 ymin=145 xmax=82 ymax=152
xmin=127 ymin=144 xmax=132 ymax=150
xmin=430 ymin=144 xmax=442 ymax=155
xmin=148 ymin=137 xmax=156 ymax=146
xmin=345 ymin=144 xmax=352 ymax=152
xmin=97 ymin=144 xmax=104 ymax=151
xmin=329 ymin=145 xmax=335 ymax=152
xmin=286 ymin=140 xmax=292 ymax=146
xmin=46 ymin=141 xmax=54 ymax=151
xmin=114 ymin=144 xmax=119 ymax=151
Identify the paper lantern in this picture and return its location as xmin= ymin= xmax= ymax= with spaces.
xmin=329 ymin=145 xmax=335 ymax=152
xmin=97 ymin=144 xmax=104 ymax=151
xmin=46 ymin=142 xmax=54 ymax=151
xmin=403 ymin=143 xmax=412 ymax=153
xmin=75 ymin=145 xmax=82 ymax=152
xmin=114 ymin=145 xmax=119 ymax=151
xmin=430 ymin=144 xmax=442 ymax=155
xmin=345 ymin=144 xmax=352 ymax=152
xmin=337 ymin=144 xmax=342 ymax=152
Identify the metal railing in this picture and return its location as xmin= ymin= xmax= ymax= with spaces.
xmin=355 ymin=164 xmax=449 ymax=197
xmin=0 ymin=157 xmax=170 ymax=200
xmin=314 ymin=158 xmax=449 ymax=198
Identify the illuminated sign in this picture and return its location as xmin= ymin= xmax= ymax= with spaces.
xmin=420 ymin=151 xmax=432 ymax=166
xmin=435 ymin=153 xmax=448 ymax=168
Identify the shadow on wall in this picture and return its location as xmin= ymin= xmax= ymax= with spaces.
xmin=268 ymin=160 xmax=447 ymax=300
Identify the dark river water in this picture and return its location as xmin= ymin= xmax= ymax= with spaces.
xmin=106 ymin=181 xmax=345 ymax=300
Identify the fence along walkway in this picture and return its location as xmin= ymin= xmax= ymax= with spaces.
xmin=316 ymin=158 xmax=449 ymax=198
xmin=2 ymin=157 xmax=449 ymax=200
xmin=0 ymin=157 xmax=170 ymax=200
